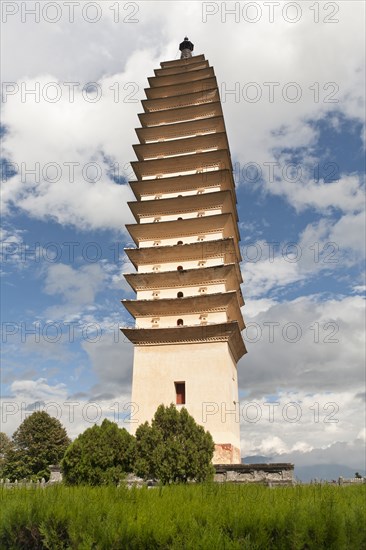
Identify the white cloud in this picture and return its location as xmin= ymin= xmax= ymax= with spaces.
xmin=10 ymin=378 xmax=67 ymax=402
xmin=1 ymin=69 xmax=139 ymax=230
xmin=239 ymin=389 xmax=365 ymax=466
xmin=243 ymin=297 xmax=278 ymax=317
xmin=238 ymin=291 xmax=365 ymax=468
xmin=240 ymin=294 xmax=365 ymax=396
xmin=38 ymin=257 xmax=136 ymax=322
xmin=327 ymin=210 xmax=366 ymax=258
xmin=357 ymin=427 xmax=366 ymax=442
xmin=263 ymin=173 xmax=365 ymax=215
xmin=1 ymin=2 xmax=140 ymax=82
xmin=2 ymin=377 xmax=133 ymax=439
xmin=1 ymin=1 xmax=365 ymax=229
xmin=0 ymin=225 xmax=29 ymax=274
xmin=82 ymin=331 xmax=134 ymax=397
xmin=241 ymin=206 xmax=365 ymax=300
xmin=243 ymin=252 xmax=301 ymax=299
xmin=108 ymin=257 xmax=136 ymax=294
xmin=44 ymin=263 xmax=105 ymax=303
xmin=352 ymin=285 xmax=366 ymax=294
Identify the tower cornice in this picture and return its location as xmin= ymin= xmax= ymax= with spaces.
xmin=131 ymin=149 xmax=233 ymax=179
xmin=128 ymin=190 xmax=238 ymax=223
xmin=160 ymin=54 xmax=206 ymax=69
xmin=154 ymin=59 xmax=209 ymax=78
xmin=122 ymin=291 xmax=245 ymax=330
xmin=145 ymin=76 xmax=216 ymax=100
xmin=142 ymin=88 xmax=219 ymax=114
xmin=126 ymin=213 xmax=241 ymax=252
xmin=133 ymin=131 xmax=229 ymax=161
xmin=135 ymin=115 xmax=225 ymax=144
xmin=120 ymin=322 xmax=247 ymax=362
xmin=124 ymin=263 xmax=243 ymax=294
xmin=148 ymin=67 xmax=214 ymax=88
xmin=129 ymin=169 xmax=235 ymax=201
xmin=138 ymin=101 xmax=223 ymax=128
xmin=124 ymin=238 xmax=240 ymax=268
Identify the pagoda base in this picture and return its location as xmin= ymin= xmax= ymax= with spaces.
xmin=213 ymin=444 xmax=241 ymax=465
xmin=129 ymin=341 xmax=241 ymax=455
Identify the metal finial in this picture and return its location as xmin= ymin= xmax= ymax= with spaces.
xmin=179 ymin=37 xmax=194 ymax=59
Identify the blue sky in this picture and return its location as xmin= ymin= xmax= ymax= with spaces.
xmin=1 ymin=1 xmax=365 ymax=474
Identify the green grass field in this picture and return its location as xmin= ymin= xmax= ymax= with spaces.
xmin=1 ymin=483 xmax=365 ymax=549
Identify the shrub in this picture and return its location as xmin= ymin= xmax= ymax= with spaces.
xmin=62 ymin=419 xmax=135 ymax=485
xmin=134 ymin=404 xmax=215 ymax=484
xmin=2 ymin=412 xmax=70 ymax=481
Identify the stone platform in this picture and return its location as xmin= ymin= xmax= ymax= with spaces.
xmin=214 ymin=463 xmax=295 ymax=485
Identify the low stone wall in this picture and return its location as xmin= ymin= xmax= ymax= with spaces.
xmin=214 ymin=463 xmax=295 ymax=485
xmin=1 ymin=465 xmax=63 ymax=487
xmin=1 ymin=478 xmax=48 ymax=487
xmin=2 ymin=464 xmax=296 ymax=487
xmin=338 ymin=476 xmax=366 ymax=486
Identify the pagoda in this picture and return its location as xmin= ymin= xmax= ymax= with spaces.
xmin=121 ymin=39 xmax=247 ymax=464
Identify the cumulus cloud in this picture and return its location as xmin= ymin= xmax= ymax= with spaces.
xmin=262 ymin=173 xmax=365 ymax=215
xmin=239 ymin=389 xmax=365 ymax=466
xmin=1 ymin=69 xmax=138 ymax=230
xmin=44 ymin=263 xmax=106 ymax=305
xmin=241 ymin=206 xmax=365 ymax=300
xmin=2 ymin=377 xmax=132 ymax=439
xmin=272 ymin=440 xmax=366 ymax=475
xmin=326 ymin=210 xmax=366 ymax=258
xmin=1 ymin=1 xmax=365 ymax=229
xmin=0 ymin=224 xmax=30 ymax=276
xmin=240 ymin=294 xmax=365 ymax=397
xmin=243 ymin=251 xmax=301 ymax=299
xmin=82 ymin=331 xmax=134 ymax=398
xmin=10 ymin=377 xmax=67 ymax=402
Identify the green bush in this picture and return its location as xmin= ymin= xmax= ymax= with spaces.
xmin=134 ymin=404 xmax=215 ymax=484
xmin=62 ymin=419 xmax=135 ymax=485
xmin=2 ymin=412 xmax=70 ymax=482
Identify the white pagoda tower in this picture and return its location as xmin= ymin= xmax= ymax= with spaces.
xmin=121 ymin=41 xmax=246 ymax=464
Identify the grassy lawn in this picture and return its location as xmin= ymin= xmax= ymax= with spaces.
xmin=1 ymin=483 xmax=365 ymax=549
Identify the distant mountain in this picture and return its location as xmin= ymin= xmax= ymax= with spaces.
xmin=294 ymin=464 xmax=365 ymax=483
xmin=242 ymin=456 xmax=272 ymax=464
xmin=242 ymin=456 xmax=365 ymax=482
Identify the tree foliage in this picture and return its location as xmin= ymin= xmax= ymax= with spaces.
xmin=0 ymin=432 xmax=13 ymax=477
xmin=62 ymin=419 xmax=135 ymax=485
xmin=134 ymin=404 xmax=215 ymax=484
xmin=2 ymin=411 xmax=70 ymax=481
